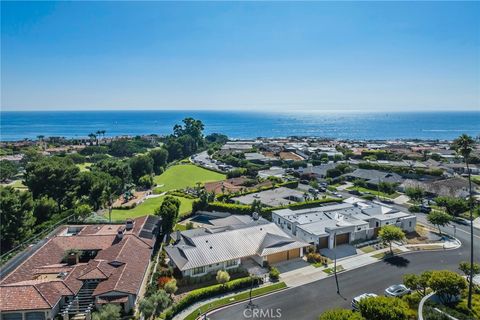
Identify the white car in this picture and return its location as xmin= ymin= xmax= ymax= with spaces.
xmin=352 ymin=293 xmax=377 ymax=310
xmin=385 ymin=284 xmax=411 ymax=297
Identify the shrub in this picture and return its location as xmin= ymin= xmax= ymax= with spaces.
xmin=409 ymin=205 xmax=420 ymax=213
xmin=164 ymin=276 xmax=262 ymax=319
xmin=307 ymin=253 xmax=323 ymax=264
xmin=157 ymin=276 xmax=173 ymax=288
xmin=269 ymin=267 xmax=280 ymax=281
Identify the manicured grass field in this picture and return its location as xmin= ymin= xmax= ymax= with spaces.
xmin=153 ymin=164 xmax=225 ymax=192
xmin=183 ymin=282 xmax=287 ymax=320
xmin=347 ymin=186 xmax=400 ymax=199
xmin=110 ymin=195 xmax=194 ymax=221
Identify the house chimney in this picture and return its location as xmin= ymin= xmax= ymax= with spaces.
xmin=66 ymin=252 xmax=79 ymax=266
xmin=125 ymin=219 xmax=134 ymax=230
xmin=117 ymin=229 xmax=124 ymax=240
xmin=252 ymin=212 xmax=259 ymax=220
xmin=175 ymin=230 xmax=181 ymax=243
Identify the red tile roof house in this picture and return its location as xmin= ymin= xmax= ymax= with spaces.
xmin=0 ymin=216 xmax=160 ymax=320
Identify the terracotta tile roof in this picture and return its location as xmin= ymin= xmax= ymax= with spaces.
xmin=0 ymin=216 xmax=156 ymax=312
xmin=93 ymin=236 xmax=151 ymax=296
xmin=97 ymin=296 xmax=128 ymax=304
xmin=0 ymin=280 xmax=72 ymax=312
xmin=0 ymin=285 xmax=51 ymax=311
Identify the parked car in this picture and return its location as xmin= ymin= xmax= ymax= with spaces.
xmin=384 ymin=284 xmax=410 ymax=297
xmin=420 ymin=205 xmax=432 ymax=213
xmin=352 ymin=293 xmax=378 ymax=310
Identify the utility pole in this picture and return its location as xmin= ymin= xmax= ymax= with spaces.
xmin=333 ymin=233 xmax=340 ymax=294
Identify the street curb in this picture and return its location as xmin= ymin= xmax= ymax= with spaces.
xmin=195 ymin=286 xmax=288 ymax=320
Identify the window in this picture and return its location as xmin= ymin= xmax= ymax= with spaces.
xmin=25 ymin=313 xmax=46 ymax=320
xmin=192 ymin=266 xmax=205 ymax=275
xmin=2 ymin=314 xmax=23 ymax=320
xmin=278 ymin=218 xmax=280 ymax=223
xmin=225 ymin=259 xmax=237 ymax=268
xmin=287 ymin=223 xmax=291 ymax=230
xmin=409 ymin=221 xmax=412 ymax=227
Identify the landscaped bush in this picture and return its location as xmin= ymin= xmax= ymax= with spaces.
xmin=164 ymin=276 xmax=262 ymax=319
xmin=269 ymin=267 xmax=280 ymax=281
xmin=362 ymin=194 xmax=375 ymax=201
xmin=167 ymin=190 xmax=197 ymax=199
xmin=306 ymin=253 xmax=323 ymax=263
xmin=409 ymin=205 xmax=420 ymax=213
xmin=206 ymin=202 xmax=253 ymax=215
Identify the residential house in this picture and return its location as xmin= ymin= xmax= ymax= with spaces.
xmin=272 ymin=199 xmax=416 ymax=250
xmin=0 ymin=216 xmax=160 ymax=320
xmin=343 ymin=169 xmax=404 ymax=188
xmin=165 ymin=215 xmax=309 ymax=277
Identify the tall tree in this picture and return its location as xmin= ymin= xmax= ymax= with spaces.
xmin=405 ymin=187 xmax=424 ymax=204
xmin=0 ymin=160 xmax=18 ymax=182
xmin=155 ymin=196 xmax=181 ymax=234
xmin=428 ymin=270 xmax=467 ymax=304
xmin=0 ymin=186 xmax=36 ymax=252
xmin=24 ymin=157 xmax=80 ymax=211
xmin=453 ymin=133 xmax=476 ymax=309
xmin=378 ymin=225 xmax=405 ymax=254
xmin=427 ymin=211 xmax=453 ymax=235
xmin=149 ymin=148 xmax=169 ymax=174
xmin=129 ymin=154 xmax=154 ymax=183
xmin=33 ymin=196 xmax=58 ymax=224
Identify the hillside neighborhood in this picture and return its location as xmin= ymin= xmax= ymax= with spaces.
xmin=1 ymin=120 xmax=479 ymax=320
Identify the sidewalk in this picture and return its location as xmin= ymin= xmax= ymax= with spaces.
xmin=474 ymin=217 xmax=480 ymax=231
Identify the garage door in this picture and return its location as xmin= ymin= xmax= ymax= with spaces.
xmin=318 ymin=237 xmax=329 ymax=249
xmin=287 ymin=248 xmax=300 ymax=259
xmin=267 ymin=251 xmax=288 ymax=264
xmin=335 ymin=233 xmax=350 ymax=245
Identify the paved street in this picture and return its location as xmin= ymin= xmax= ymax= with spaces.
xmin=209 ymin=197 xmax=479 ymax=320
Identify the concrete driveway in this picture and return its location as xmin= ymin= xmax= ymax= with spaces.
xmin=320 ymin=244 xmax=358 ymax=260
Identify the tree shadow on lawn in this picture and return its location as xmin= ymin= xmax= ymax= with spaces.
xmin=383 ymin=255 xmax=410 ymax=268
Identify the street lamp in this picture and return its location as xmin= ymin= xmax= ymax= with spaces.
xmin=333 ymin=232 xmax=340 ymax=294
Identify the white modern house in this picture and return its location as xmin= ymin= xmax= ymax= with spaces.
xmin=272 ymin=198 xmax=416 ymax=250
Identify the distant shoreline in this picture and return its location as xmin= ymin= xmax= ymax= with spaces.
xmin=1 ymin=110 xmax=479 ymax=141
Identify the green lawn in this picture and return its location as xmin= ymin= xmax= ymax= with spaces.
xmin=76 ymin=162 xmax=93 ymax=172
xmin=110 ymin=195 xmax=194 ymax=221
xmin=183 ymin=282 xmax=287 ymax=320
xmin=347 ymin=186 xmax=400 ymax=199
xmin=323 ymin=265 xmax=344 ymax=274
xmin=360 ymin=245 xmax=376 ymax=253
xmin=153 ymin=164 xmax=225 ymax=192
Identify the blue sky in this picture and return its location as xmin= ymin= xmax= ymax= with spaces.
xmin=1 ymin=1 xmax=479 ymax=112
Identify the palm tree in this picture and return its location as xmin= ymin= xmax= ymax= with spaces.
xmin=88 ymin=133 xmax=96 ymax=146
xmin=453 ymin=134 xmax=475 ymax=309
xmin=36 ymin=135 xmax=45 ymax=150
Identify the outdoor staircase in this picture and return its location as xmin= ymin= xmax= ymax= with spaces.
xmin=61 ymin=281 xmax=98 ymax=320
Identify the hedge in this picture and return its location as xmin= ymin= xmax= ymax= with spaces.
xmin=216 ymin=180 xmax=299 ymax=202
xmin=206 ymin=202 xmax=253 ymax=215
xmin=164 ymin=276 xmax=262 ymax=319
xmin=206 ymin=197 xmax=341 ymax=218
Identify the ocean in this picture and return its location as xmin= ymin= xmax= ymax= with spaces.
xmin=0 ymin=110 xmax=479 ymax=141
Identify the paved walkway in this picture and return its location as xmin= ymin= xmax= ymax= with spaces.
xmin=393 ymin=194 xmax=410 ymax=205
xmin=474 ymin=217 xmax=480 ymax=231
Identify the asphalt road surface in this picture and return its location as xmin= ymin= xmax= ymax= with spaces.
xmin=209 ymin=206 xmax=479 ymax=320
